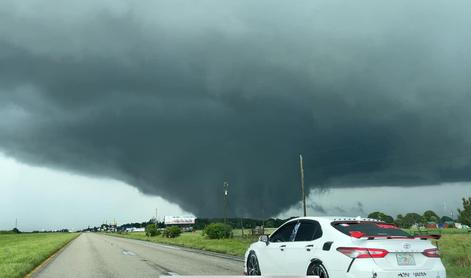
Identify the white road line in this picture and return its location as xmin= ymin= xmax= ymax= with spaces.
xmin=122 ymin=250 xmax=136 ymax=256
xmin=158 ymin=245 xmax=181 ymax=250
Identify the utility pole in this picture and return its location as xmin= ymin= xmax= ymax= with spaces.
xmin=15 ymin=218 xmax=17 ymax=229
xmin=262 ymin=205 xmax=265 ymax=235
xmin=224 ymin=181 xmax=229 ymax=224
xmin=300 ymin=154 xmax=306 ymax=217
xmin=155 ymin=208 xmax=158 ymax=224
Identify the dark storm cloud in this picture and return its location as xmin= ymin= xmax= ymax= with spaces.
xmin=308 ymin=203 xmax=327 ymax=215
xmin=1 ymin=0 xmax=471 ymax=217
xmin=356 ymin=202 xmax=365 ymax=215
xmin=333 ymin=207 xmax=347 ymax=214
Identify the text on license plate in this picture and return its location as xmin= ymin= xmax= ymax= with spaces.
xmin=397 ymin=272 xmax=427 ymax=277
xmin=396 ymin=253 xmax=416 ymax=266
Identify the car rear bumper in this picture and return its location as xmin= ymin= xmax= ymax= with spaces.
xmin=330 ymin=255 xmax=446 ymax=278
xmin=345 ymin=269 xmax=446 ymax=278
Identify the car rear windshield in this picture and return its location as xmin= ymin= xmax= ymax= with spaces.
xmin=332 ymin=222 xmax=411 ymax=237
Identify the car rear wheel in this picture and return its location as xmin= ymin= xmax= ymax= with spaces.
xmin=247 ymin=252 xmax=261 ymax=276
xmin=307 ymin=262 xmax=329 ymax=278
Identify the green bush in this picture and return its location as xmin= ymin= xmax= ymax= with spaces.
xmin=163 ymin=226 xmax=182 ymax=238
xmin=145 ymin=224 xmax=159 ymax=237
xmin=204 ymin=223 xmax=233 ymax=239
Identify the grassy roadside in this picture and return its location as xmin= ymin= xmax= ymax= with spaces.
xmin=109 ymin=230 xmax=254 ymax=257
xmin=111 ymin=229 xmax=471 ymax=278
xmin=0 ymin=233 xmax=79 ymax=278
xmin=406 ymin=228 xmax=471 ymax=277
xmin=435 ymin=233 xmax=471 ymax=278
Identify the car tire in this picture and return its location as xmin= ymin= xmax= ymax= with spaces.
xmin=307 ymin=262 xmax=329 ymax=278
xmin=247 ymin=251 xmax=261 ymax=276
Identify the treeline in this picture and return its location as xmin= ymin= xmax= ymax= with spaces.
xmin=113 ymin=213 xmax=453 ymax=232
xmin=110 ymin=212 xmax=457 ymax=232
xmin=367 ymin=210 xmax=454 ymax=228
xmin=0 ymin=228 xmax=69 ymax=234
xmin=193 ymin=217 xmax=293 ymax=230
xmin=0 ymin=228 xmax=21 ymax=234
xmin=94 ymin=197 xmax=471 ymax=232
xmin=109 ymin=218 xmax=291 ymax=232
xmin=368 ymin=197 xmax=471 ymax=228
xmin=31 ymin=229 xmax=70 ymax=233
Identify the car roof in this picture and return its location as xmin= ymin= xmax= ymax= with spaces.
xmin=286 ymin=216 xmax=385 ymax=224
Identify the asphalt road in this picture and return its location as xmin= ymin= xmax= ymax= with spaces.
xmin=34 ymin=233 xmax=243 ymax=278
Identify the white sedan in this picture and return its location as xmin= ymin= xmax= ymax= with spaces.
xmin=244 ymin=216 xmax=446 ymax=278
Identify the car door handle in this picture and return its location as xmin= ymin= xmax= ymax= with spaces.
xmin=305 ymin=244 xmax=314 ymax=251
xmin=280 ymin=244 xmax=286 ymax=251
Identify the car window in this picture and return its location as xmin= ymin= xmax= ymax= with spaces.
xmin=269 ymin=221 xmax=297 ymax=242
xmin=332 ymin=222 xmax=411 ymax=237
xmin=294 ymin=220 xmax=322 ymax=241
xmin=290 ymin=222 xmax=301 ymax=241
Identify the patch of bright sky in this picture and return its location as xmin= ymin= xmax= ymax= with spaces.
xmin=0 ymin=153 xmax=190 ymax=231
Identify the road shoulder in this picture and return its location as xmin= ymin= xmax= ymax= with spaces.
xmin=27 ymin=233 xmax=80 ymax=278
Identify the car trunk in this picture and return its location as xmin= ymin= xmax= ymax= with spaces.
xmin=355 ymin=239 xmax=437 ymax=271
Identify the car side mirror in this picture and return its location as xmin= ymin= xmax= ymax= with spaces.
xmin=259 ymin=235 xmax=269 ymax=246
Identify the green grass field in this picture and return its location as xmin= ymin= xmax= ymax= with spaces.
xmin=405 ymin=228 xmax=471 ymax=277
xmin=0 ymin=233 xmax=78 ymax=278
xmin=111 ymin=230 xmax=256 ymax=256
xmin=112 ymin=228 xmax=471 ymax=278
xmin=435 ymin=233 xmax=471 ymax=278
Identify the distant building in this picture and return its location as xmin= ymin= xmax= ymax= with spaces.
xmin=164 ymin=216 xmax=196 ymax=225
xmin=125 ymin=227 xmax=145 ymax=232
xmin=455 ymin=223 xmax=470 ymax=229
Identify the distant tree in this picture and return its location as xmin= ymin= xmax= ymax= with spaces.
xmin=423 ymin=210 xmax=439 ymax=223
xmin=395 ymin=214 xmax=404 ymax=227
xmin=401 ymin=213 xmax=422 ymax=228
xmin=163 ymin=226 xmax=182 ymax=238
xmin=193 ymin=217 xmax=288 ymax=230
xmin=194 ymin=218 xmax=210 ymax=230
xmin=458 ymin=197 xmax=471 ymax=226
xmin=368 ymin=212 xmax=394 ymax=223
xmin=265 ymin=219 xmax=276 ymax=228
xmin=145 ymin=224 xmax=158 ymax=237
xmin=440 ymin=216 xmax=454 ymax=223
xmin=12 ymin=228 xmax=21 ymax=234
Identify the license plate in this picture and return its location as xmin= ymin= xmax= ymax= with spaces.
xmin=396 ymin=253 xmax=416 ymax=266
xmin=396 ymin=272 xmax=428 ymax=277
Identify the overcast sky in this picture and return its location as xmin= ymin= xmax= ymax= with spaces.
xmin=1 ymin=0 xmax=471 ymax=230
xmin=2 ymin=153 xmax=470 ymax=231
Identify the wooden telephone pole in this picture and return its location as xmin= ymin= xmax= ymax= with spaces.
xmin=300 ymin=154 xmax=306 ymax=217
xmin=224 ymin=181 xmax=229 ymax=224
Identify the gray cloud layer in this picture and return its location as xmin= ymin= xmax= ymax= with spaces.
xmin=1 ymin=0 xmax=471 ymax=217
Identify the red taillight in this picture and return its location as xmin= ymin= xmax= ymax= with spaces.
xmin=423 ymin=248 xmax=440 ymax=258
xmin=337 ymin=247 xmax=389 ymax=259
